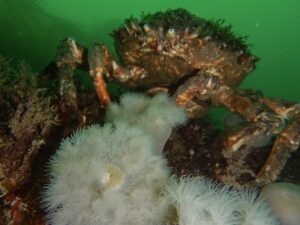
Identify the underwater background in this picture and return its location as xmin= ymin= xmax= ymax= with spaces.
xmin=1 ymin=1 xmax=300 ymax=224
xmin=0 ymin=0 xmax=299 ymax=102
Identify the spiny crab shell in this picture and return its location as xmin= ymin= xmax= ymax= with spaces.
xmin=111 ymin=8 xmax=258 ymax=90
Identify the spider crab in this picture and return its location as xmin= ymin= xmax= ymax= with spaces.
xmin=44 ymin=9 xmax=300 ymax=185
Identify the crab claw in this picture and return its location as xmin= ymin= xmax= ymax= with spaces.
xmin=56 ymin=37 xmax=84 ymax=69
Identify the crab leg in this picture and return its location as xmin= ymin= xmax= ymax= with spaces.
xmin=254 ymin=99 xmax=300 ymax=184
xmin=55 ymin=38 xmax=84 ymax=112
xmin=92 ymin=70 xmax=111 ymax=106
xmin=174 ymin=72 xmax=220 ymax=118
xmin=212 ymin=85 xmax=300 ymax=184
xmin=213 ymin=92 xmax=285 ymax=153
xmin=88 ymin=44 xmax=112 ymax=106
xmin=209 ymin=83 xmax=300 ymax=186
xmin=173 ymin=72 xmax=300 ymax=184
xmin=255 ymin=117 xmax=300 ymax=184
xmin=259 ymin=97 xmax=300 ymax=120
xmin=109 ymin=60 xmax=148 ymax=88
xmin=174 ymin=72 xmax=283 ymax=132
xmin=89 ymin=43 xmax=148 ymax=89
xmin=56 ymin=39 xmax=112 ymax=107
xmin=88 ymin=44 xmax=149 ymax=105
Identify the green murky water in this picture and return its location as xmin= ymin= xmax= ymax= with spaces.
xmin=0 ymin=0 xmax=299 ymax=102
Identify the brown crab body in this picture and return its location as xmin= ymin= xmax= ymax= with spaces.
xmin=112 ymin=8 xmax=256 ymax=90
xmin=121 ymin=52 xmax=195 ymax=88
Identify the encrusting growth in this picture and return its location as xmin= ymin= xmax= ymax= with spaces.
xmin=0 ymin=55 xmax=59 ymax=224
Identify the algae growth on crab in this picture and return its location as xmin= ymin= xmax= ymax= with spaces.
xmin=0 ymin=1 xmax=299 ymax=225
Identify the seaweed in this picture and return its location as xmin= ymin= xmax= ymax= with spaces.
xmin=126 ymin=8 xmax=251 ymax=53
xmin=0 ymin=55 xmax=59 ymax=225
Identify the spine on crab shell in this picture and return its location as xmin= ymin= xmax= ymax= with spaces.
xmin=115 ymin=18 xmax=201 ymax=55
xmin=120 ymin=9 xmax=251 ymax=52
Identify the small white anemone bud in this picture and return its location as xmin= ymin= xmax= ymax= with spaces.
xmin=106 ymin=93 xmax=187 ymax=153
xmin=162 ymin=176 xmax=279 ymax=225
xmin=259 ymin=182 xmax=300 ymax=225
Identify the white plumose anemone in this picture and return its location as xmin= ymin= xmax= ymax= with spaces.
xmin=42 ymin=93 xmax=186 ymax=225
xmin=42 ymin=122 xmax=170 ymax=225
xmin=42 ymin=93 xmax=279 ymax=225
xmin=162 ymin=176 xmax=279 ymax=225
xmin=237 ymin=187 xmax=280 ymax=225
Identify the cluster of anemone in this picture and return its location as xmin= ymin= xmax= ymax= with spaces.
xmin=42 ymin=93 xmax=281 ymax=225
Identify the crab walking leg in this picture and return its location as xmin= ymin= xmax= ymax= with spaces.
xmin=174 ymin=72 xmax=300 ymax=184
xmin=259 ymin=97 xmax=300 ymax=120
xmin=174 ymin=72 xmax=283 ymax=126
xmin=217 ymin=93 xmax=300 ymax=184
xmin=57 ymin=66 xmax=78 ymax=111
xmin=88 ymin=44 xmax=113 ymax=106
xmin=212 ymin=92 xmax=285 ymax=152
xmin=90 ymin=68 xmax=111 ymax=106
xmin=173 ymin=73 xmax=220 ymax=118
xmin=255 ymin=117 xmax=300 ymax=184
xmin=254 ymin=99 xmax=300 ymax=184
xmin=56 ymin=38 xmax=85 ymax=112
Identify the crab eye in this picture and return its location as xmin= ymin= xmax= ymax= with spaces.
xmin=167 ymin=28 xmax=175 ymax=34
xmin=143 ymin=24 xmax=150 ymax=32
xmin=166 ymin=28 xmax=176 ymax=39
